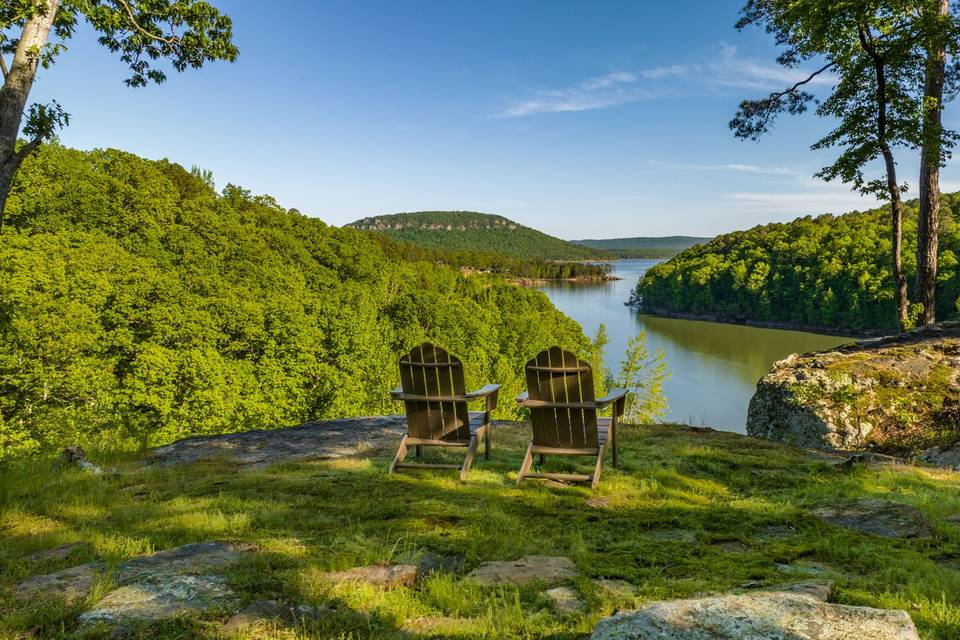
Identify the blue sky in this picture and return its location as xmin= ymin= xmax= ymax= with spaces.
xmin=28 ymin=0 xmax=960 ymax=237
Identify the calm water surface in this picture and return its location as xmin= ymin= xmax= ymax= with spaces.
xmin=538 ymin=259 xmax=849 ymax=433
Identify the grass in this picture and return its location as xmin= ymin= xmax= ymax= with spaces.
xmin=1 ymin=424 xmax=960 ymax=639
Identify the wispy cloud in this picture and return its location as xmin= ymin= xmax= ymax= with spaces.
xmin=707 ymin=43 xmax=836 ymax=91
xmin=495 ymin=44 xmax=834 ymax=118
xmin=497 ymin=71 xmax=661 ymax=118
xmin=647 ymin=160 xmax=803 ymax=176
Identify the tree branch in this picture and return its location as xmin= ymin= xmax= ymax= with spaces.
xmin=765 ymin=61 xmax=836 ymax=104
xmin=732 ymin=61 xmax=836 ymax=139
xmin=0 ymin=55 xmax=8 ymax=81
xmin=115 ymin=0 xmax=181 ymax=47
xmin=14 ymin=136 xmax=44 ymax=163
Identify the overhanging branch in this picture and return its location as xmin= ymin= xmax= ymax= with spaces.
xmin=115 ymin=0 xmax=181 ymax=47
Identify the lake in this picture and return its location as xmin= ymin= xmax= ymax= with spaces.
xmin=538 ymin=259 xmax=850 ymax=433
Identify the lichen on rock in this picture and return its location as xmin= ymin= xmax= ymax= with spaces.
xmin=747 ymin=322 xmax=960 ymax=456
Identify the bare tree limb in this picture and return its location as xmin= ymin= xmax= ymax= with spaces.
xmin=733 ymin=60 xmax=836 ymax=139
xmin=0 ymin=55 xmax=8 ymax=81
xmin=115 ymin=0 xmax=181 ymax=47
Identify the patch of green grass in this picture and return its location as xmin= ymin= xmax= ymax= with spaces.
xmin=2 ymin=425 xmax=960 ymax=639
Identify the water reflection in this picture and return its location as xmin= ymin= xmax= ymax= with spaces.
xmin=538 ymin=260 xmax=849 ymax=432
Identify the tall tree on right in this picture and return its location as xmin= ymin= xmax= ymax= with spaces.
xmin=732 ymin=0 xmax=960 ymax=331
xmin=916 ymin=0 xmax=958 ymax=325
xmin=731 ymin=0 xmax=923 ymax=333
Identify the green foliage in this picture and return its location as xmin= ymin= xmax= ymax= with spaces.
xmin=50 ymin=0 xmax=239 ymax=87
xmin=615 ymin=332 xmax=669 ymax=424
xmin=633 ymin=198 xmax=960 ymax=332
xmin=0 ymin=144 xmax=591 ymax=460
xmin=348 ymin=211 xmax=607 ymax=262
xmin=573 ymin=236 xmax=710 ymax=259
xmin=369 ymin=232 xmax=613 ymax=281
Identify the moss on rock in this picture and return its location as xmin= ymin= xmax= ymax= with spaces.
xmin=747 ymin=322 xmax=960 ymax=455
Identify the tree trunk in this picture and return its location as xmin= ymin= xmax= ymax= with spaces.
xmin=860 ymin=26 xmax=909 ymax=333
xmin=916 ymin=0 xmax=949 ymax=325
xmin=881 ymin=147 xmax=909 ymax=333
xmin=0 ymin=0 xmax=58 ymax=232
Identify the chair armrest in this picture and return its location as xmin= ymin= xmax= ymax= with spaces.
xmin=467 ymin=383 xmax=500 ymax=413
xmin=596 ymin=388 xmax=629 ymax=407
xmin=465 ymin=383 xmax=501 ymax=399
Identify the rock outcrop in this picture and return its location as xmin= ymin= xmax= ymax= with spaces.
xmin=17 ymin=541 xmax=255 ymax=625
xmin=747 ymin=322 xmax=960 ymax=454
xmin=591 ymin=592 xmax=920 ymax=640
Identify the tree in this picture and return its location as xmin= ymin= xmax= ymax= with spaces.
xmin=730 ymin=0 xmax=925 ymax=333
xmin=614 ymin=332 xmax=668 ymax=424
xmin=916 ymin=0 xmax=957 ymax=325
xmin=0 ymin=0 xmax=238 ymax=232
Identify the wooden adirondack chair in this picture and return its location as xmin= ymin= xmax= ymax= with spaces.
xmin=389 ymin=343 xmax=500 ymax=480
xmin=515 ymin=346 xmax=628 ymax=489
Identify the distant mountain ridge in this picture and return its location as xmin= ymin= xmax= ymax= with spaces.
xmin=346 ymin=211 xmax=604 ymax=261
xmin=572 ymin=235 xmax=710 ymax=258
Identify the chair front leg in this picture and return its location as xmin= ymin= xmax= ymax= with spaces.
xmin=389 ymin=435 xmax=409 ymax=474
xmin=611 ymin=414 xmax=618 ymax=468
xmin=484 ymin=422 xmax=492 ymax=460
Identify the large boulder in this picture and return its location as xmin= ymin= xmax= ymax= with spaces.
xmin=747 ymin=322 xmax=960 ymax=454
xmin=591 ymin=592 xmax=919 ymax=640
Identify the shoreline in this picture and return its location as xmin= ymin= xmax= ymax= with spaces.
xmin=629 ymin=305 xmax=889 ymax=339
xmin=511 ymin=275 xmax=623 ymax=286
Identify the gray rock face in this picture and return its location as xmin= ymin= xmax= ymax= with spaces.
xmin=143 ymin=416 xmax=409 ymax=468
xmin=590 ymin=592 xmax=919 ymax=640
xmin=322 ymin=563 xmax=418 ymax=588
xmin=79 ymin=575 xmax=236 ymax=626
xmin=812 ymin=499 xmax=934 ymax=539
xmin=746 ymin=322 xmax=960 ymax=453
xmin=545 ymin=586 xmax=584 ymax=614
xmin=16 ymin=541 xmax=254 ymax=624
xmin=21 ymin=542 xmax=88 ymax=564
xmin=16 ymin=561 xmax=104 ymax=603
xmin=920 ymin=445 xmax=960 ymax=470
xmin=222 ymin=600 xmax=325 ymax=633
xmin=465 ymin=555 xmax=576 ymax=586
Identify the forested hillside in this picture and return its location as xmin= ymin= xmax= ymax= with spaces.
xmin=347 ymin=211 xmax=605 ymax=261
xmin=0 ymin=145 xmax=592 ymax=460
xmin=632 ymin=200 xmax=960 ymax=333
xmin=573 ymin=235 xmax=710 ymax=258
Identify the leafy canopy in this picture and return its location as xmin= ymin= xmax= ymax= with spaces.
xmin=0 ymin=144 xmax=594 ymax=460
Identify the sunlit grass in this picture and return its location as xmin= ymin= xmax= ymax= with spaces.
xmin=1 ymin=424 xmax=959 ymax=638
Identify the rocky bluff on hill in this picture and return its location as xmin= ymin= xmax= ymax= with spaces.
xmin=747 ymin=322 xmax=960 ymax=460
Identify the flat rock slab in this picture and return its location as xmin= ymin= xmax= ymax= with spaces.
xmin=79 ymin=575 xmax=236 ymax=626
xmin=402 ymin=552 xmax=465 ymax=578
xmin=545 ymin=586 xmax=584 ymax=614
xmin=595 ymin=579 xmax=641 ymax=597
xmin=16 ymin=561 xmax=104 ymax=604
xmin=812 ymin=499 xmax=933 ymax=539
xmin=590 ymin=592 xmax=919 ymax=640
xmin=17 ymin=541 xmax=253 ymax=612
xmin=757 ymin=525 xmax=797 ymax=541
xmin=223 ymin=599 xmax=326 ymax=633
xmin=465 ymin=555 xmax=576 ymax=586
xmin=644 ymin=529 xmax=697 ymax=544
xmin=21 ymin=542 xmax=89 ymax=564
xmin=323 ymin=563 xmax=418 ymax=588
xmin=142 ymin=416 xmax=409 ymax=468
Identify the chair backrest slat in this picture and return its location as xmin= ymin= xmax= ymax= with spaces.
xmin=525 ymin=347 xmax=597 ymax=449
xmin=399 ymin=343 xmax=470 ymax=441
